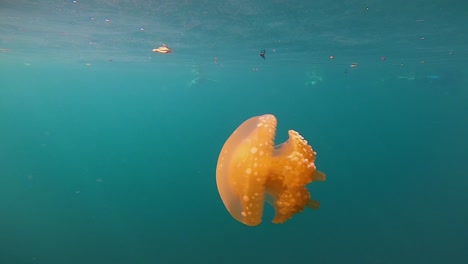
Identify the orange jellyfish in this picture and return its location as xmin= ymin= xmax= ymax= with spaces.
xmin=216 ymin=114 xmax=326 ymax=226
xmin=152 ymin=44 xmax=172 ymax=54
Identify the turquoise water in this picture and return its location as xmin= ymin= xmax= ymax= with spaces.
xmin=1 ymin=0 xmax=467 ymax=263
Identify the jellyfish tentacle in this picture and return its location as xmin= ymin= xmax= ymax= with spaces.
xmin=314 ymin=170 xmax=326 ymax=181
xmin=306 ymin=199 xmax=320 ymax=209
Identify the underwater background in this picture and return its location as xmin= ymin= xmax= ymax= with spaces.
xmin=1 ymin=0 xmax=467 ymax=263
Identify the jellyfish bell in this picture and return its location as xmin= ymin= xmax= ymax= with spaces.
xmin=216 ymin=114 xmax=326 ymax=226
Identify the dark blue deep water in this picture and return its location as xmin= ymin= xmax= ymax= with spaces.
xmin=1 ymin=0 xmax=467 ymax=263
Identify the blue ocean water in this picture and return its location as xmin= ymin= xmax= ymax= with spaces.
xmin=1 ymin=0 xmax=467 ymax=263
